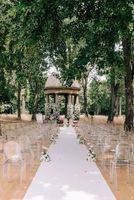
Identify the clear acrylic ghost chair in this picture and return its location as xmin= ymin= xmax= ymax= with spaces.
xmin=27 ymin=131 xmax=41 ymax=160
xmin=3 ymin=141 xmax=25 ymax=184
xmin=110 ymin=141 xmax=133 ymax=189
xmin=100 ymin=135 xmax=118 ymax=167
xmin=18 ymin=135 xmax=34 ymax=166
xmin=128 ymin=134 xmax=134 ymax=161
xmin=6 ymin=130 xmax=17 ymax=141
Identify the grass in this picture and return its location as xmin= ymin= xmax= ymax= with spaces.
xmin=80 ymin=115 xmax=124 ymax=125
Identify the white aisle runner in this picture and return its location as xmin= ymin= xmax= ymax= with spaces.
xmin=23 ymin=126 xmax=116 ymax=200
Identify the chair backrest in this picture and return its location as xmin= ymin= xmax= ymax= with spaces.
xmin=115 ymin=142 xmax=131 ymax=161
xmin=4 ymin=141 xmax=22 ymax=160
xmin=18 ymin=135 xmax=31 ymax=152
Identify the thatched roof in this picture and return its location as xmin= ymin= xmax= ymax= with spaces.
xmin=71 ymin=80 xmax=80 ymax=88
xmin=45 ymin=75 xmax=62 ymax=88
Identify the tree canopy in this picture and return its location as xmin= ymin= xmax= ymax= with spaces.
xmin=0 ymin=0 xmax=134 ymax=130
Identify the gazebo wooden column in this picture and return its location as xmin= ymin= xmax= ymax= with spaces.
xmin=68 ymin=94 xmax=72 ymax=105
xmin=65 ymin=94 xmax=68 ymax=118
xmin=54 ymin=94 xmax=59 ymax=104
xmin=46 ymin=94 xmax=49 ymax=103
xmin=75 ymin=95 xmax=79 ymax=104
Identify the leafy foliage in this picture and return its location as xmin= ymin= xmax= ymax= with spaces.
xmin=0 ymin=0 xmax=133 ymax=129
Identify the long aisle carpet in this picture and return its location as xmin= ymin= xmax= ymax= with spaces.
xmin=23 ymin=126 xmax=116 ymax=200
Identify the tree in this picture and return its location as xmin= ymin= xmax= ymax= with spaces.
xmin=80 ymin=66 xmax=95 ymax=117
xmin=89 ymin=78 xmax=110 ymax=115
xmin=105 ymin=49 xmax=125 ymax=122
xmin=1 ymin=0 xmax=65 ymax=120
xmin=81 ymin=72 xmax=89 ymax=117
xmin=1 ymin=0 xmax=133 ymax=130
xmin=60 ymin=0 xmax=134 ymax=131
xmin=28 ymin=64 xmax=46 ymax=121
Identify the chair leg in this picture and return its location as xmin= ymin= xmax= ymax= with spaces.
xmin=3 ymin=163 xmax=7 ymax=177
xmin=20 ymin=161 xmax=26 ymax=184
xmin=115 ymin=167 xmax=118 ymax=190
xmin=110 ymin=162 xmax=116 ymax=185
xmin=110 ymin=161 xmax=113 ymax=183
xmin=126 ymin=164 xmax=130 ymax=184
xmin=7 ymin=163 xmax=11 ymax=181
xmin=3 ymin=162 xmax=11 ymax=181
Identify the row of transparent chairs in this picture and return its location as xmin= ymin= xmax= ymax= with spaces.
xmin=76 ymin=123 xmax=134 ymax=189
xmin=0 ymin=122 xmax=59 ymax=183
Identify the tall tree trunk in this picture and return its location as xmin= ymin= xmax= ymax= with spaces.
xmin=17 ymin=82 xmax=21 ymax=119
xmin=32 ymin=94 xmax=39 ymax=121
xmin=82 ymin=75 xmax=88 ymax=117
xmin=31 ymin=81 xmax=40 ymax=121
xmin=107 ymin=67 xmax=119 ymax=123
xmin=107 ymin=84 xmax=116 ymax=122
xmin=96 ymin=103 xmax=100 ymax=115
xmin=116 ymin=96 xmax=122 ymax=116
xmin=122 ymin=37 xmax=133 ymax=131
xmin=118 ymin=97 xmax=122 ymax=116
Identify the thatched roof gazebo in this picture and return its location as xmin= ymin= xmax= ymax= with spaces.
xmin=44 ymin=75 xmax=80 ymax=120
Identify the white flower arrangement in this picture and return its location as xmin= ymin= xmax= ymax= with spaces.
xmin=87 ymin=146 xmax=96 ymax=162
xmin=79 ymin=136 xmax=86 ymax=144
xmin=50 ymin=103 xmax=60 ymax=120
xmin=45 ymin=103 xmax=51 ymax=119
xmin=67 ymin=104 xmax=74 ymax=119
xmin=77 ymin=133 xmax=81 ymax=139
xmin=50 ymin=135 xmax=57 ymax=143
xmin=76 ymin=130 xmax=96 ymax=161
xmin=45 ymin=103 xmax=60 ymax=120
xmin=74 ymin=103 xmax=80 ymax=120
xmin=55 ymin=133 xmax=59 ymax=139
xmin=50 ymin=132 xmax=59 ymax=143
xmin=40 ymin=146 xmax=51 ymax=162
